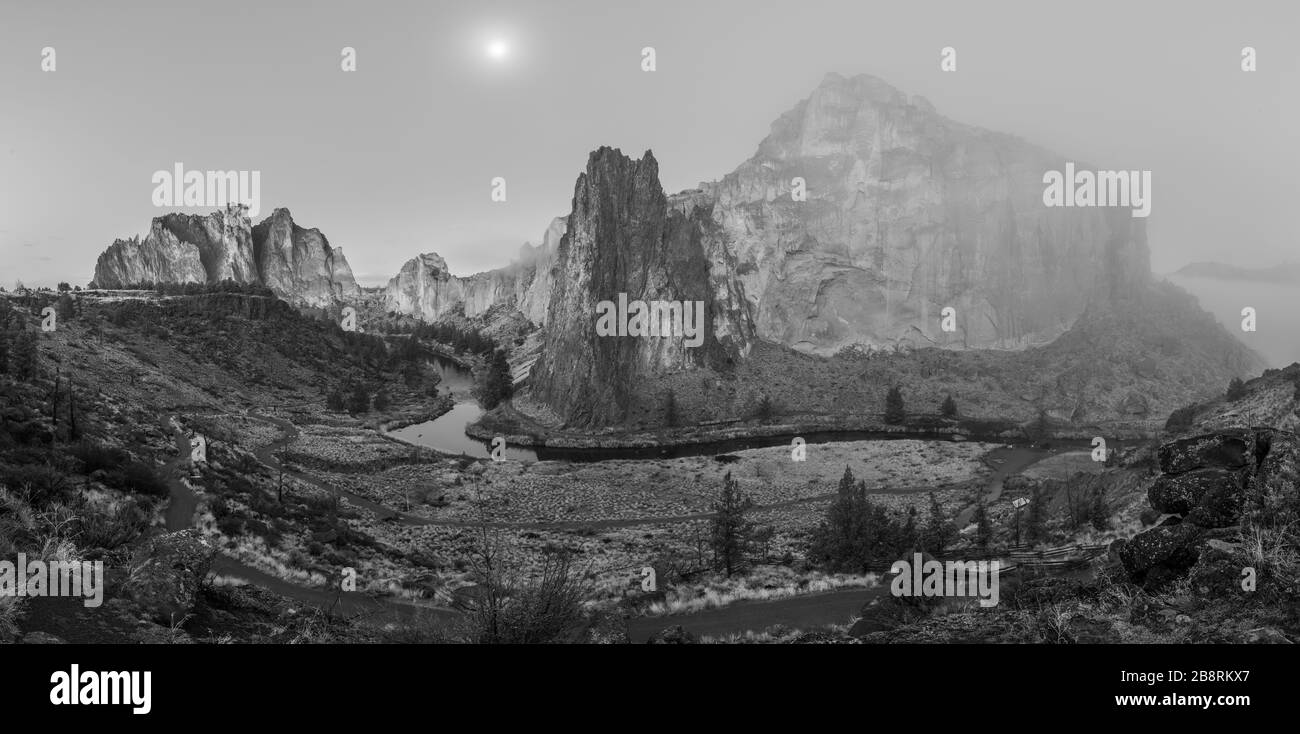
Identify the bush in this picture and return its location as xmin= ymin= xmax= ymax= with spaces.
xmin=1165 ymin=404 xmax=1198 ymax=433
xmin=1225 ymin=377 xmax=1247 ymax=401
xmin=70 ymin=441 xmax=127 ymax=474
xmin=76 ymin=502 xmax=150 ymax=550
xmin=0 ymin=463 xmax=70 ymax=507
xmin=113 ymin=461 xmax=169 ymax=499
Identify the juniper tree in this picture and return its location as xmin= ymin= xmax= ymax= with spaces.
xmin=11 ymin=330 xmax=38 ymax=382
xmin=1226 ymin=377 xmax=1247 ymax=401
xmin=884 ymin=385 xmax=906 ymax=424
xmin=974 ymin=500 xmax=993 ymax=551
xmin=922 ymin=492 xmax=957 ymax=554
xmin=941 ymin=394 xmax=958 ymax=418
xmin=1026 ymin=484 xmax=1049 ymax=543
xmin=709 ymin=472 xmax=757 ymax=577
xmin=663 ymin=388 xmax=679 ymax=427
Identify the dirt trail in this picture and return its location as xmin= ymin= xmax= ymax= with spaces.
xmin=161 ymin=415 xmax=457 ymax=628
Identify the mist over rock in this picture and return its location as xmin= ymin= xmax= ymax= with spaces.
xmin=382 ymin=216 xmax=566 ymax=324
xmin=92 ymin=205 xmax=359 ymax=307
xmin=529 ymin=147 xmax=756 ymax=427
xmin=700 ymin=72 xmax=1151 ymax=353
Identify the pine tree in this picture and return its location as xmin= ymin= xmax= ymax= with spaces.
xmin=372 ymin=388 xmax=391 ymax=412
xmin=11 ymin=330 xmax=38 ymax=381
xmin=941 ymin=394 xmax=958 ymax=418
xmin=475 ymin=348 xmax=513 ymax=409
xmin=922 ymin=492 xmax=956 ymax=554
xmin=68 ymin=371 xmax=79 ymax=441
xmin=709 ymin=472 xmax=756 ymax=577
xmin=55 ymin=294 xmax=76 ymax=321
xmin=884 ymin=385 xmax=905 ymax=424
xmin=1226 ymin=377 xmax=1247 ymax=401
xmin=755 ymin=394 xmax=775 ymax=422
xmin=1026 ymin=484 xmax=1049 ymax=543
xmin=347 ymin=382 xmax=370 ymax=414
xmin=663 ymin=389 xmax=679 ymax=427
xmin=974 ymin=500 xmax=992 ymax=550
xmin=1089 ymin=488 xmax=1110 ymax=531
xmin=326 ymin=389 xmax=346 ymax=411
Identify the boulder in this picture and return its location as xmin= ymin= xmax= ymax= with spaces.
xmin=1185 ymin=482 xmax=1245 ymax=528
xmin=1148 ymin=469 xmax=1243 ymax=515
xmin=1157 ymin=430 xmax=1254 ymax=475
xmin=119 ymin=530 xmax=214 ymax=626
xmin=1119 ymin=522 xmax=1204 ymax=577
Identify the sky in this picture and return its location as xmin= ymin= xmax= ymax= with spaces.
xmin=0 ymin=0 xmax=1295 ymax=288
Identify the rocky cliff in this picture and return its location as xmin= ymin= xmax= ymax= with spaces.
xmin=529 ymin=147 xmax=756 ymax=427
xmin=386 ymin=73 xmax=1151 ymax=356
xmin=383 ymin=217 xmax=566 ymax=325
xmin=92 ymin=205 xmax=360 ymax=307
xmin=701 ymin=72 xmax=1150 ymax=353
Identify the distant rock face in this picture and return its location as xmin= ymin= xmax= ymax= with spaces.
xmin=382 ymin=216 xmax=566 ymax=325
xmin=529 ymin=147 xmax=755 ymax=427
xmin=698 ymin=72 xmax=1151 ymax=353
xmin=385 ymin=73 xmax=1151 ymax=358
xmin=92 ymin=205 xmax=359 ymax=307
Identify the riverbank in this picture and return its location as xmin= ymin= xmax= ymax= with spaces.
xmin=467 ymin=402 xmax=1159 ymax=452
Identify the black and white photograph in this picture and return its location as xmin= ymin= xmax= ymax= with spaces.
xmin=0 ymin=0 xmax=1294 ymax=718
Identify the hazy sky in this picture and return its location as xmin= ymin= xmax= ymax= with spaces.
xmin=1 ymin=0 xmax=1294 ymax=288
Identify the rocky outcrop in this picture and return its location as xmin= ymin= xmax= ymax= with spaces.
xmin=118 ymin=530 xmax=214 ymax=626
xmin=695 ymin=72 xmax=1150 ymax=354
xmin=528 ymin=147 xmax=756 ymax=427
xmin=383 ymin=217 xmax=566 ymax=325
xmin=250 ymin=208 xmax=361 ymax=306
xmin=92 ymin=205 xmax=360 ymax=307
xmin=1117 ymin=428 xmax=1298 ymax=590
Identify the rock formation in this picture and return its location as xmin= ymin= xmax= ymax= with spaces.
xmin=697 ymin=72 xmax=1150 ymax=354
xmin=92 ymin=205 xmax=360 ymax=307
xmin=383 ymin=216 xmax=566 ymax=325
xmin=386 ymin=73 xmax=1151 ymax=357
xmin=528 ymin=147 xmax=756 ymax=427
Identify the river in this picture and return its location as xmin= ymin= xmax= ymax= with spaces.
xmin=388 ymin=354 xmax=1097 ymax=466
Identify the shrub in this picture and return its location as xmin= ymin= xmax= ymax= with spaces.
xmin=114 ymin=461 xmax=169 ymax=499
xmin=76 ymin=502 xmax=150 ymax=550
xmin=70 ymin=441 xmax=127 ymax=474
xmin=1225 ymin=377 xmax=1247 ymax=401
xmin=1165 ymin=404 xmax=1198 ymax=433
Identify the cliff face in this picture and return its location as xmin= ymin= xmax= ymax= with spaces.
xmin=93 ymin=205 xmax=359 ymax=307
xmin=529 ymin=147 xmax=755 ymax=427
xmin=251 ymin=208 xmax=361 ymax=307
xmin=704 ymin=72 xmax=1150 ymax=353
xmin=382 ymin=216 xmax=566 ymax=325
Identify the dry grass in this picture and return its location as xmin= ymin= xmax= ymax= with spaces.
xmin=642 ymin=565 xmax=878 ymax=617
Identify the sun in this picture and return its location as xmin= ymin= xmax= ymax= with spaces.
xmin=486 ymin=39 xmax=509 ymax=61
